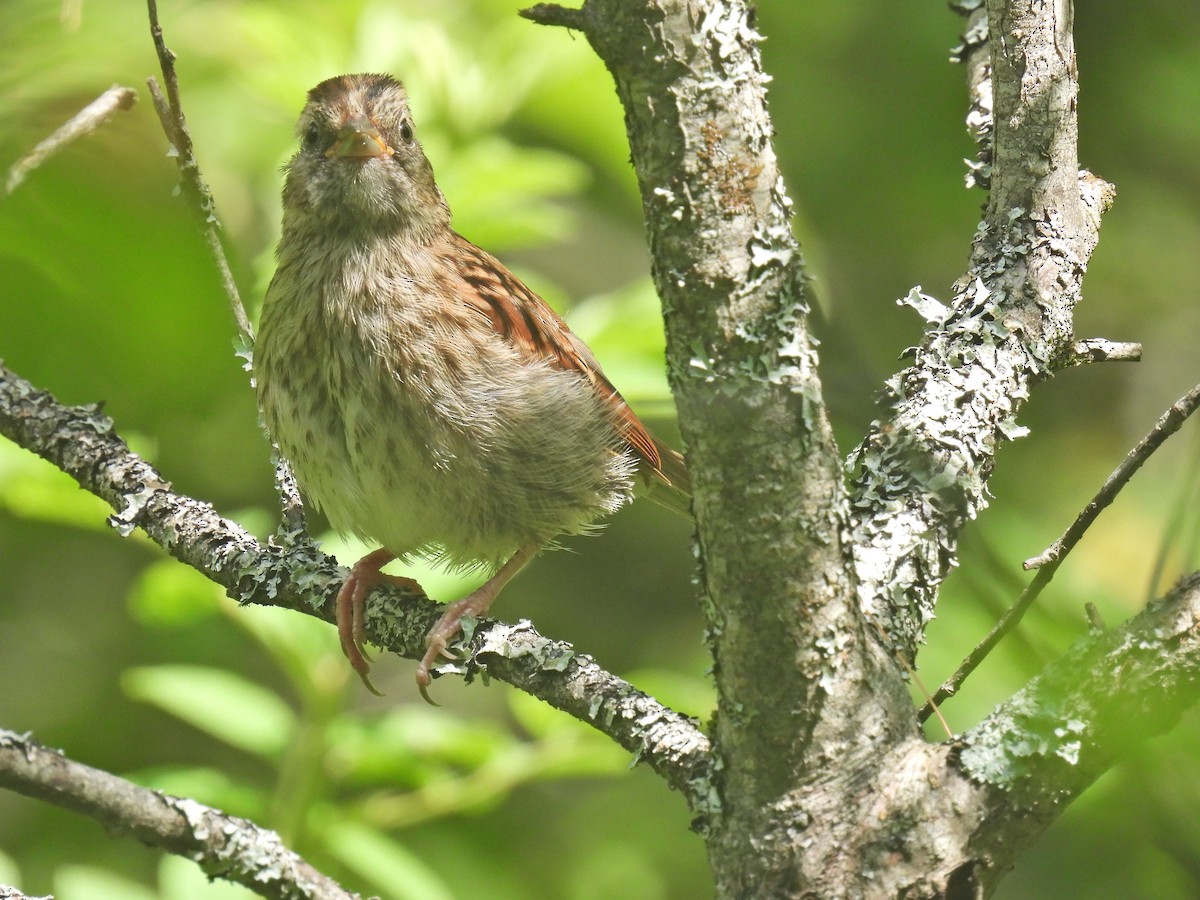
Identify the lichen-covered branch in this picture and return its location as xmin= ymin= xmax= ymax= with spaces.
xmin=0 ymin=884 xmax=49 ymax=900
xmin=848 ymin=0 xmax=1115 ymax=657
xmin=525 ymin=1 xmax=916 ymax=895
xmin=0 ymin=361 xmax=711 ymax=806
xmin=0 ymin=729 xmax=359 ymax=899
xmin=955 ymin=571 xmax=1200 ymax=891
xmin=808 ymin=572 xmax=1200 ymax=898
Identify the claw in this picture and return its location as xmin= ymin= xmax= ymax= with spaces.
xmin=411 ymin=542 xmax=542 ymax=703
xmin=416 ymin=668 xmax=440 ymax=707
xmin=335 ymin=548 xmax=425 ymax=696
xmin=337 ymin=542 xmax=542 ymax=701
xmin=414 ymin=634 xmax=457 ymax=705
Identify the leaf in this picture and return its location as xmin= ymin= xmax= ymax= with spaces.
xmin=122 ymin=665 xmax=295 ymax=759
xmin=54 ymin=866 xmax=157 ymax=900
xmin=0 ymin=848 xmax=20 ymax=888
xmin=437 ymin=137 xmax=590 ymax=250
xmin=322 ymin=821 xmax=454 ymax=900
xmin=126 ymin=559 xmax=224 ymax=627
xmin=123 ymin=765 xmax=266 ymax=821
xmin=327 ymin=706 xmax=517 ymax=787
xmin=159 ymin=855 xmax=259 ymax=900
xmin=566 ymin=279 xmax=674 ymax=407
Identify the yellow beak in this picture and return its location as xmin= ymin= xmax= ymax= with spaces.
xmin=326 ymin=117 xmax=393 ymax=159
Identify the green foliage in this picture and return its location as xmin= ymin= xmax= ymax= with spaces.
xmin=123 ymin=665 xmax=297 ymax=759
xmin=0 ymin=1 xmax=1198 ymax=899
xmin=0 ymin=439 xmax=112 ymax=531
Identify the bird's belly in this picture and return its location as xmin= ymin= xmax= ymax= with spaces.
xmin=265 ymin=346 xmax=637 ymax=568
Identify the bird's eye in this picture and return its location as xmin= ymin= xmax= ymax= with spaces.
xmin=399 ymin=120 xmax=414 ymax=143
xmin=303 ymin=123 xmax=321 ymax=150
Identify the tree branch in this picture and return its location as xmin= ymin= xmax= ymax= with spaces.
xmin=145 ymin=0 xmax=251 ymax=344
xmin=0 ymin=728 xmax=358 ymax=899
xmin=4 ymin=86 xmax=137 ymax=196
xmin=534 ymin=1 xmax=919 ymax=893
xmin=519 ymin=3 xmax=585 ymax=30
xmin=848 ymin=0 xmax=1115 ymax=657
xmin=955 ymin=571 xmax=1200 ymax=891
xmin=0 ymin=361 xmax=712 ymax=810
xmin=846 ymin=571 xmax=1200 ymax=898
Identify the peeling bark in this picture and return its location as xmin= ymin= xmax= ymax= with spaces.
xmin=1 ymin=0 xmax=1197 ymax=897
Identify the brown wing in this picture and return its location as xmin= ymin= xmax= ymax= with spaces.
xmin=445 ymin=232 xmax=683 ymax=491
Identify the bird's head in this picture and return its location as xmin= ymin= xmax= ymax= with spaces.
xmin=282 ymin=73 xmax=450 ymax=240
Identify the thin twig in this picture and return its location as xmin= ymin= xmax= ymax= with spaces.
xmin=920 ymin=380 xmax=1200 ymax=722
xmin=0 ymin=729 xmax=360 ymax=899
xmin=1025 ymin=381 xmax=1200 ymax=570
xmin=146 ymin=0 xmax=306 ymax=528
xmin=5 ymin=86 xmax=137 ymax=195
xmin=1066 ymin=338 xmax=1143 ymax=366
xmin=145 ymin=0 xmax=252 ymax=343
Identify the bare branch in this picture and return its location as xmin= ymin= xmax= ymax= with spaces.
xmin=144 ymin=0 xmax=252 ymax=344
xmin=1066 ymin=338 xmax=1143 ymax=366
xmin=0 ymin=728 xmax=359 ymax=899
xmin=0 ymin=361 xmax=712 ymax=809
xmin=4 ymin=86 xmax=137 ymax=196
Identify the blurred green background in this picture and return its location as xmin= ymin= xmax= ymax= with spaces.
xmin=1 ymin=1 xmax=1198 ymax=898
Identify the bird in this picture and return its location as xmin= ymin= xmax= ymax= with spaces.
xmin=255 ymin=73 xmax=689 ymax=701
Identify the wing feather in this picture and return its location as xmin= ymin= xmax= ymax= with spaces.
xmin=444 ymin=233 xmax=687 ymax=498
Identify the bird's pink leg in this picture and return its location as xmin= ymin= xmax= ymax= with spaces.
xmin=416 ymin=542 xmax=541 ymax=704
xmin=336 ymin=547 xmax=424 ymax=696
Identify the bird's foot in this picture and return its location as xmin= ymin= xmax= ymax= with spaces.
xmin=415 ymin=591 xmax=496 ymax=705
xmin=336 ymin=548 xmax=424 ymax=695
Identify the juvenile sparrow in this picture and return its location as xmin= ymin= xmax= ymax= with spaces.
xmin=255 ymin=73 xmax=689 ymax=700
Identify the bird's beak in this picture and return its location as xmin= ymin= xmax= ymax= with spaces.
xmin=326 ymin=117 xmax=394 ymax=159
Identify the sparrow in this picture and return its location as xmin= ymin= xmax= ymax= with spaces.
xmin=255 ymin=73 xmax=689 ymax=701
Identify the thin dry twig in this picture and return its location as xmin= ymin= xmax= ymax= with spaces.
xmin=1024 ymin=381 xmax=1200 ymax=570
xmin=1066 ymin=338 xmax=1142 ymax=366
xmin=144 ymin=0 xmax=309 ymax=519
xmin=145 ymin=0 xmax=252 ymax=343
xmin=920 ymin=379 xmax=1200 ymax=722
xmin=5 ymin=86 xmax=137 ymax=195
xmin=0 ymin=728 xmax=360 ymax=899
